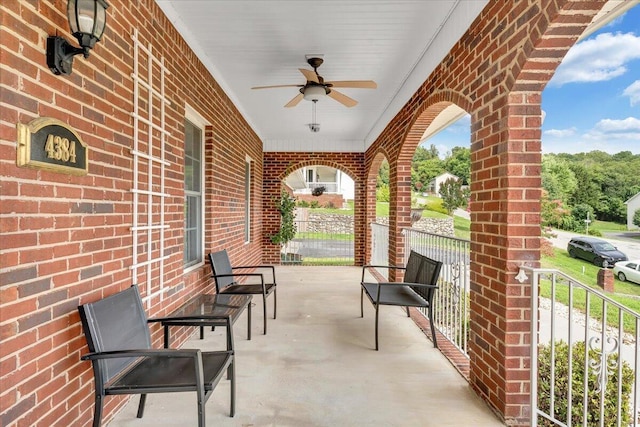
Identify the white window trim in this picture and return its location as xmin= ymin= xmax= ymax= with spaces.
xmin=184 ymin=105 xmax=207 ymax=273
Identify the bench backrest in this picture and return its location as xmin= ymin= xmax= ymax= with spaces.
xmin=78 ymin=285 xmax=151 ymax=386
xmin=410 ymin=254 xmax=442 ymax=302
xmin=208 ymin=250 xmax=235 ymax=290
xmin=403 ymin=250 xmax=423 ymax=283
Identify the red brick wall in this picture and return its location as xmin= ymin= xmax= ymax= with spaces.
xmin=363 ymin=1 xmax=602 ymax=424
xmin=262 ymin=152 xmax=365 ymax=265
xmin=0 ymin=1 xmax=263 ymax=426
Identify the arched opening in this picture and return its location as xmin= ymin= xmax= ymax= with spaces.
xmin=281 ymin=164 xmax=356 ymax=265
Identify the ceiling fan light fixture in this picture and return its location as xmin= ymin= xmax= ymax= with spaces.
xmin=303 ymin=85 xmax=326 ymax=102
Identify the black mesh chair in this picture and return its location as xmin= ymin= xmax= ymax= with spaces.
xmin=361 ymin=251 xmax=441 ymax=350
xmin=78 ymin=285 xmax=235 ymax=427
xmin=208 ymin=249 xmax=277 ymax=335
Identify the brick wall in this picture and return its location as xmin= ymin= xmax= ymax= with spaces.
xmin=0 ymin=1 xmax=263 ymax=426
xmin=362 ymin=1 xmax=601 ymax=424
xmin=0 ymin=0 xmax=608 ymax=425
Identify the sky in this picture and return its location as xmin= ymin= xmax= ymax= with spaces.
xmin=424 ymin=4 xmax=640 ymax=157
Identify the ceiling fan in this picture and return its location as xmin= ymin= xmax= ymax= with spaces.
xmin=251 ymin=57 xmax=377 ymax=108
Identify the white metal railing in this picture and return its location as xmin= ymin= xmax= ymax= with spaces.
xmin=520 ymin=266 xmax=640 ymax=427
xmin=370 ymin=223 xmax=389 ymax=279
xmin=403 ymin=228 xmax=471 ymax=356
xmin=306 ymin=182 xmax=339 ymax=193
xmin=281 ymin=220 xmax=353 ymax=265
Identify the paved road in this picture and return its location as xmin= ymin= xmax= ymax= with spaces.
xmin=548 ymin=229 xmax=640 ymax=261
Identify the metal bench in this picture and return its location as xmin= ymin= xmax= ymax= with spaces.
xmin=360 ymin=250 xmax=442 ymax=350
xmin=78 ymin=285 xmax=235 ymax=427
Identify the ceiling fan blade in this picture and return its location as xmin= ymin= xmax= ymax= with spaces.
xmin=299 ymin=68 xmax=319 ymax=84
xmin=326 ymin=80 xmax=377 ymax=89
xmin=251 ymin=84 xmax=303 ymax=89
xmin=284 ymin=93 xmax=304 ymax=108
xmin=328 ymin=89 xmax=358 ymax=108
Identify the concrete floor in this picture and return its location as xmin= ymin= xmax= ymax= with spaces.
xmin=107 ymin=266 xmax=504 ymax=427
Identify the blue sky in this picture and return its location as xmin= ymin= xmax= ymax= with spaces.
xmin=425 ymin=4 xmax=640 ymax=156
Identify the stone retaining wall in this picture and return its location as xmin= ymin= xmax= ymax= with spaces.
xmin=297 ymin=210 xmax=454 ymax=236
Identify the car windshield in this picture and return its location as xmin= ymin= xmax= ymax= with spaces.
xmin=593 ymin=242 xmax=616 ymax=251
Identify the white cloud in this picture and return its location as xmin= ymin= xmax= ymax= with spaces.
xmin=542 ymin=118 xmax=640 ymax=154
xmin=543 ymin=127 xmax=577 ymax=138
xmin=549 ymin=32 xmax=640 ymax=87
xmin=584 ymin=117 xmax=640 ymax=140
xmin=623 ymin=80 xmax=640 ymax=106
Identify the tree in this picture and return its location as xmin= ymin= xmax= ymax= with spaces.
xmin=413 ymin=144 xmax=439 ymax=163
xmin=376 ymin=160 xmax=389 ymax=188
xmin=542 ymin=155 xmax=577 ymax=204
xmin=439 ymin=177 xmax=468 ymax=215
xmin=444 ymin=147 xmax=470 ymax=184
xmin=412 ymin=158 xmax=445 ymax=191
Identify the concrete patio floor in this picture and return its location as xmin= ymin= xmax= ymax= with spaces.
xmin=107 ymin=266 xmax=504 ymax=427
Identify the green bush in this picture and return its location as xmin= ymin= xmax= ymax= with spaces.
xmin=297 ymin=200 xmax=309 ymax=208
xmin=270 ymin=192 xmax=297 ymax=246
xmin=377 ymin=183 xmax=390 ymax=202
xmin=309 ymin=200 xmax=320 ymax=209
xmin=537 ymin=340 xmax=633 ymax=426
xmin=424 ymin=198 xmax=448 ymax=215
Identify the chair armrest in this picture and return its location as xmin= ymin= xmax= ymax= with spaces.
xmin=148 ymin=314 xmax=233 ymax=323
xmin=361 ymin=265 xmax=405 ymax=282
xmin=362 ymin=265 xmax=405 ymax=270
xmin=232 ymin=265 xmax=276 ymax=282
xmin=212 ymin=272 xmax=265 ymax=286
xmin=376 ymin=282 xmax=438 ymax=289
xmin=81 ymin=348 xmax=205 ymax=361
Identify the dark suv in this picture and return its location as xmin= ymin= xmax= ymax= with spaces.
xmin=567 ymin=236 xmax=628 ymax=267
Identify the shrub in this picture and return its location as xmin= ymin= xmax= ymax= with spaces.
xmin=537 ymin=340 xmax=633 ymax=427
xmin=312 ymin=186 xmax=326 ymax=196
xmin=270 ymin=192 xmax=297 ymax=246
xmin=634 ymin=209 xmax=640 ymax=229
xmin=297 ymin=200 xmax=309 ymax=208
xmin=309 ymin=200 xmax=320 ymax=209
xmin=324 ymin=201 xmax=336 ymax=209
xmin=424 ymin=198 xmax=448 ymax=215
xmin=377 ymin=183 xmax=390 ymax=202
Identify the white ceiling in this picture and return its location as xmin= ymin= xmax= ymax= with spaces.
xmin=155 ymin=0 xmax=488 ymax=152
xmin=154 ymin=0 xmax=635 ymax=153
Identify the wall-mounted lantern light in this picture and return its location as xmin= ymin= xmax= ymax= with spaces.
xmin=47 ymin=0 xmax=109 ymax=75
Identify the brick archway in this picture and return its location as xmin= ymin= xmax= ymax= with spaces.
xmin=263 ymin=152 xmax=365 ymax=264
xmin=363 ymin=2 xmax=608 ymax=424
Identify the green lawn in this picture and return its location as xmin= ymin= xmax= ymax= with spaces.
xmin=541 ymin=249 xmax=640 ymax=332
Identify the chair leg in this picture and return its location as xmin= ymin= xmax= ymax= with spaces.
xmin=247 ymin=302 xmax=252 ymax=341
xmin=428 ymin=307 xmax=438 ymax=348
xmin=197 ymin=388 xmax=205 ymax=427
xmin=262 ymin=295 xmax=268 ymax=335
xmin=406 ymin=306 xmax=410 ymax=317
xmin=230 ymin=359 xmax=236 ymax=417
xmin=136 ymin=394 xmax=146 ymax=418
xmin=360 ymin=287 xmax=364 ymax=318
xmin=273 ymin=288 xmax=277 ymax=319
xmin=93 ymin=395 xmax=104 ymax=427
xmin=374 ymin=304 xmax=379 ymax=351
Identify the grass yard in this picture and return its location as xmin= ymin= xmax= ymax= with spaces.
xmin=542 ymin=248 xmax=640 ymax=332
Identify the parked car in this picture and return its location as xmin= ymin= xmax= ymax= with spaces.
xmin=566 ymin=236 xmax=628 ymax=267
xmin=613 ymin=260 xmax=640 ymax=284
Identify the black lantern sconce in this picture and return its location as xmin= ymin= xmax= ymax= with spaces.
xmin=47 ymin=0 xmax=109 ymax=75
